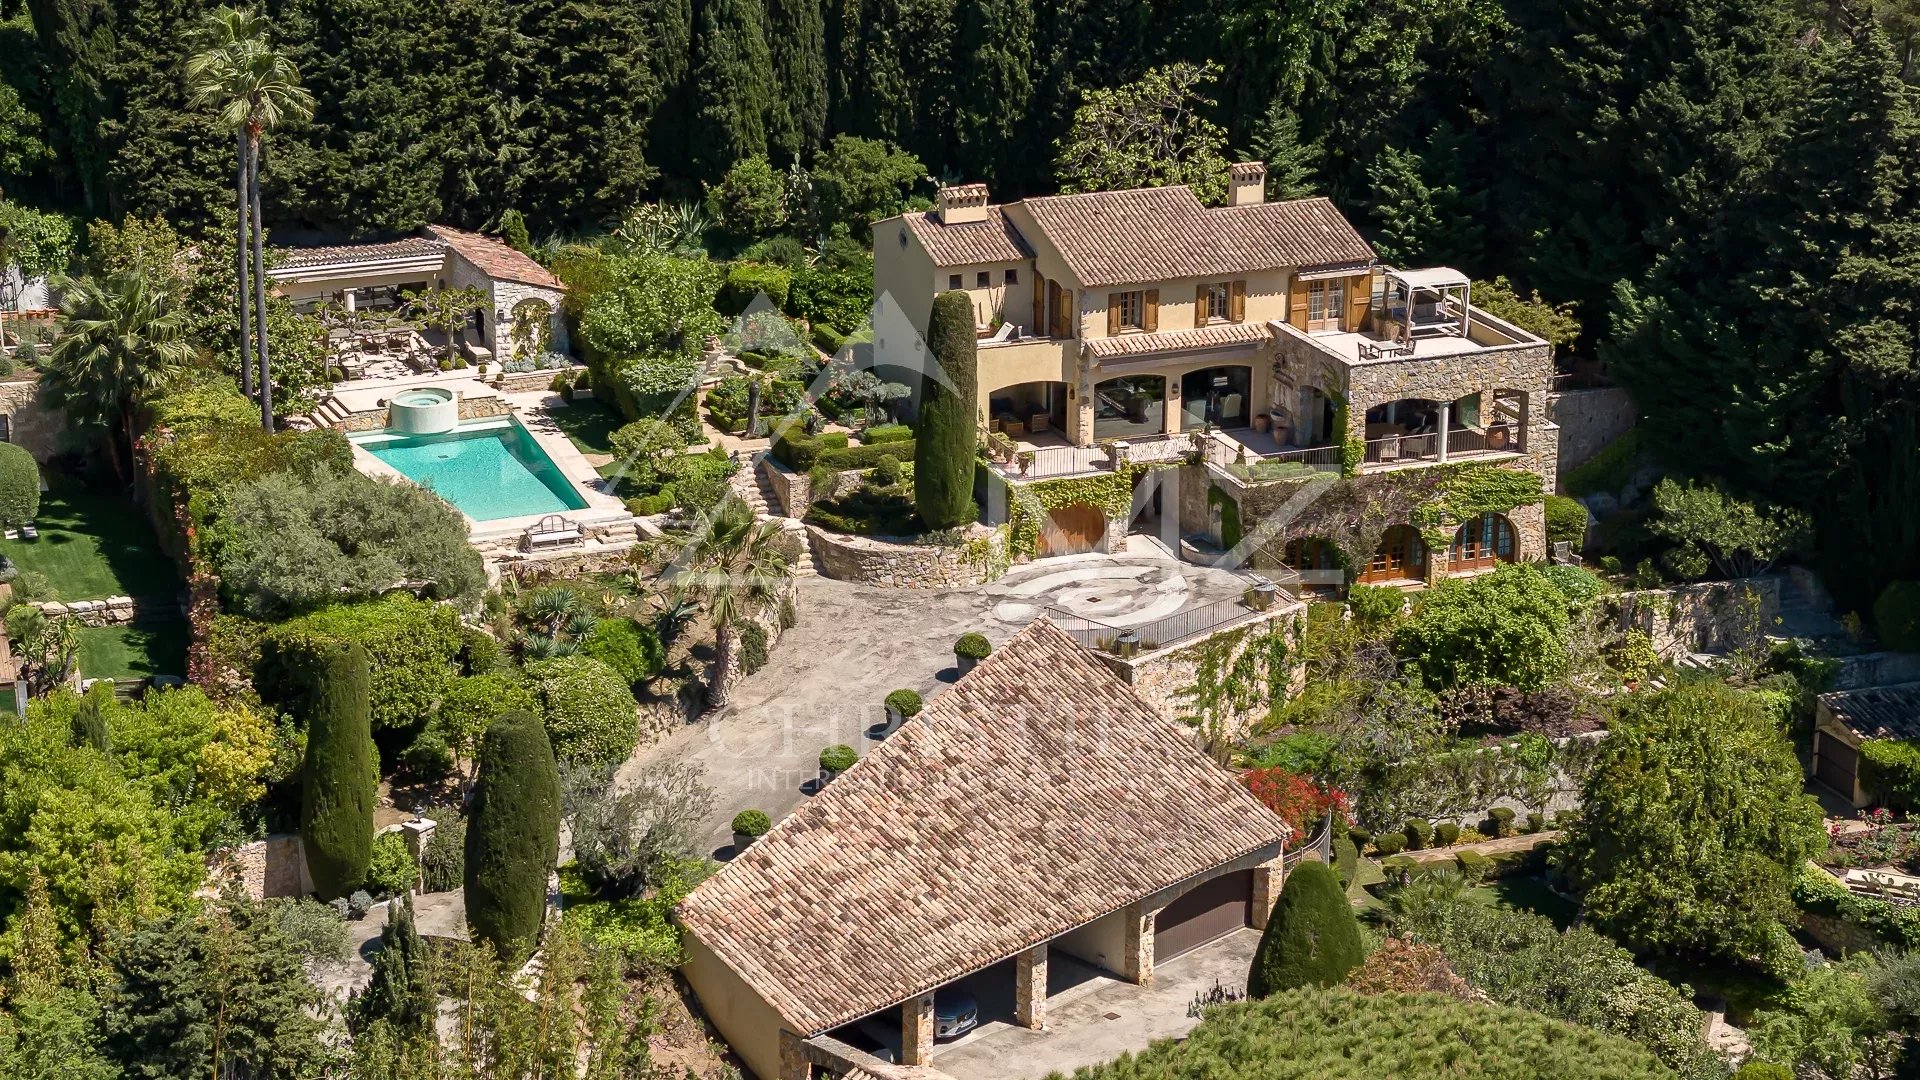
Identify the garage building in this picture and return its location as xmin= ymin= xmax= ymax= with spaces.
xmin=675 ymin=618 xmax=1291 ymax=1080
xmin=1814 ymin=682 xmax=1920 ymax=808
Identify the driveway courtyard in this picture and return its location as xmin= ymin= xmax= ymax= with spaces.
xmin=619 ymin=550 xmax=1258 ymax=854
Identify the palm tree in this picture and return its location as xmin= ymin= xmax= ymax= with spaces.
xmin=650 ymin=494 xmax=791 ymax=711
xmin=45 ymin=271 xmax=194 ymax=486
xmin=185 ymin=7 xmax=314 ymax=431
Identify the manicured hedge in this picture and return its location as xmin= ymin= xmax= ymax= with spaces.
xmin=300 ymin=641 xmax=377 ymax=899
xmin=810 ymin=324 xmax=847 ymax=355
xmin=861 ymin=423 xmax=912 ymax=445
xmin=465 ymin=710 xmax=561 ymax=962
xmin=720 ymin=262 xmax=791 ymax=314
xmin=1859 ymin=738 xmax=1920 ymax=809
xmin=773 ymin=428 xmax=916 ymax=472
xmin=0 ymin=441 xmax=40 ymax=529
xmin=263 ymin=595 xmax=463 ymax=738
xmin=1248 ymin=861 xmax=1363 ymax=996
xmin=1546 ymin=494 xmax=1590 ymax=547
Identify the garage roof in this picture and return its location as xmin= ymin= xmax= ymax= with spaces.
xmin=1821 ymin=682 xmax=1920 ymax=741
xmin=674 ymin=617 xmax=1289 ymax=1037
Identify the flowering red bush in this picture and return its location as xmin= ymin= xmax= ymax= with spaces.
xmin=1241 ymin=767 xmax=1349 ymax=849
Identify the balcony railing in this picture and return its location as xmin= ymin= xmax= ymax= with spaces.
xmin=1044 ymin=594 xmax=1268 ymax=653
xmin=1204 ymin=434 xmax=1342 ymax=482
xmin=1364 ymin=425 xmax=1523 ymax=467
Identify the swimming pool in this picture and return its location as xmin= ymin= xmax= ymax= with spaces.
xmin=353 ymin=418 xmax=589 ymax=522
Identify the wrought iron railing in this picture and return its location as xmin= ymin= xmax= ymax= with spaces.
xmin=1043 ymin=595 xmax=1257 ymax=653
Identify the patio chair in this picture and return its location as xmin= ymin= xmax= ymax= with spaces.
xmin=1029 ymin=412 xmax=1048 ymax=433
xmin=1374 ymin=437 xmax=1401 ymax=462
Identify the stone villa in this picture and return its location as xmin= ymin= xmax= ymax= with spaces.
xmin=871 ymin=166 xmax=1559 ymax=587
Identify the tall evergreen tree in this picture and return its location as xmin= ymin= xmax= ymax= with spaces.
xmin=766 ymin=0 xmax=827 ymax=163
xmin=298 ymin=640 xmax=376 ymax=899
xmin=1247 ymin=860 xmax=1363 ymax=997
xmin=913 ymin=291 xmax=978 ymax=530
xmin=515 ymin=0 xmax=661 ymax=230
xmin=464 ymin=710 xmax=561 ymax=962
xmin=350 ymin=892 xmax=434 ymax=1037
xmin=687 ymin=0 xmax=776 ymax=181
xmin=1247 ymin=102 xmax=1320 ymax=200
xmin=947 ymin=0 xmax=1033 ymax=185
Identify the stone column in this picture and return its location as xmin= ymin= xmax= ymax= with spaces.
xmin=1164 ymin=379 xmax=1182 ymax=435
xmin=777 ymin=1030 xmax=811 ymax=1080
xmin=1437 ymin=400 xmax=1450 ymax=462
xmin=1121 ymin=901 xmax=1157 ymax=986
xmin=901 ymin=992 xmax=936 ymax=1067
xmin=1015 ymin=943 xmax=1048 ymax=1029
xmin=1251 ymin=857 xmax=1285 ymax=930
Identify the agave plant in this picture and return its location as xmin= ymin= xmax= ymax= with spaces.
xmin=523 ymin=585 xmax=582 ymax=636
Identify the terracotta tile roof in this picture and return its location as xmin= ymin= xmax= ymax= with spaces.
xmin=899 ymin=208 xmax=1033 ymax=267
xmin=1085 ymin=321 xmax=1273 ymax=361
xmin=675 ymin=618 xmax=1289 ymax=1037
xmin=1020 ymin=188 xmax=1374 ymax=287
xmin=424 ymin=224 xmax=565 ymax=290
xmin=1821 ymin=683 xmax=1920 ymax=741
xmin=270 ymin=236 xmax=447 ymax=271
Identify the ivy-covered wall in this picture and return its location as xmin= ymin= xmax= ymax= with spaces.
xmin=985 ymin=462 xmax=1180 ymax=560
xmin=1104 ymin=605 xmax=1303 ymax=744
xmin=1207 ymin=460 xmax=1548 ymax=584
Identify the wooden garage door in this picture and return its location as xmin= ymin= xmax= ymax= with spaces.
xmin=1155 ymin=870 xmax=1251 ymax=963
xmin=1815 ymin=734 xmax=1858 ymax=799
xmin=1039 ymin=503 xmax=1106 ymax=557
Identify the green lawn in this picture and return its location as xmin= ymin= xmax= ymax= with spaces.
xmin=0 ymin=490 xmax=181 ymax=601
xmin=549 ymin=399 xmax=625 ymax=456
xmin=75 ymin=625 xmax=189 ymax=681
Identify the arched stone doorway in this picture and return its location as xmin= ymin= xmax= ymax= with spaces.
xmin=1450 ymin=513 xmax=1516 ymax=573
xmin=1280 ymin=536 xmax=1345 ymax=594
xmin=1039 ymin=503 xmax=1107 ymax=557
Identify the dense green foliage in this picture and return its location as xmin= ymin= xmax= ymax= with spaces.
xmin=1860 ymin=738 xmax=1920 ymax=809
xmin=1545 ymin=495 xmax=1588 ymax=549
xmin=465 ymin=710 xmax=562 ymax=962
xmin=1247 ymin=860 xmax=1363 ymax=997
xmin=1873 ymin=580 xmax=1920 ymax=651
xmin=1394 ymin=564 xmax=1572 ymax=691
xmin=914 ymin=290 xmax=978 ymax=530
xmin=523 ymin=655 xmax=638 ymax=768
xmin=1564 ymin=680 xmax=1824 ymax=963
xmin=580 ymin=617 xmax=666 ymax=686
xmin=1394 ymin=894 xmax=1728 ymax=1079
xmin=298 ymin=641 xmax=376 ymax=899
xmin=1047 ymin=988 xmax=1677 ymax=1079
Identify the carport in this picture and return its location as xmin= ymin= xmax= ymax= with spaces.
xmin=675 ymin=618 xmax=1291 ymax=1080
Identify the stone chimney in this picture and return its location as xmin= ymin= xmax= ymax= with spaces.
xmin=936 ymin=183 xmax=991 ymax=225
xmin=1229 ymin=162 xmax=1267 ymax=207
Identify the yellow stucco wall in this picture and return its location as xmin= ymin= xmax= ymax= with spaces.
xmin=682 ymin=931 xmax=790 ymax=1080
xmin=1052 ymin=910 xmax=1130 ymax=978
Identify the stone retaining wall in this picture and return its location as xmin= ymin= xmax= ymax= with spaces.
xmin=34 ymin=596 xmax=142 ymax=626
xmin=1546 ymin=386 xmax=1637 ymax=485
xmin=1801 ymin=909 xmax=1884 ymax=956
xmin=0 ymin=377 xmax=65 ymax=460
xmin=806 ymin=524 xmax=1005 ymax=589
xmin=202 ymin=833 xmax=314 ymax=900
xmin=1093 ymin=602 xmax=1303 ymax=730
xmin=498 ymin=365 xmax=588 ymax=394
xmin=1610 ymin=577 xmax=1780 ymax=657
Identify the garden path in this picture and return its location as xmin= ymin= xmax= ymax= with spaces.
xmin=1403 ymin=830 xmax=1563 ymax=865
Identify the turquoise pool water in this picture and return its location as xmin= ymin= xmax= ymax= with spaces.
xmin=354 ymin=420 xmax=589 ymax=521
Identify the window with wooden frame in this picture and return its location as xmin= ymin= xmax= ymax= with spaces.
xmin=1358 ymin=525 xmax=1427 ymax=584
xmin=1306 ymin=278 xmax=1346 ymax=332
xmin=1106 ymin=289 xmax=1156 ymax=334
xmin=1449 ymin=513 xmax=1516 ymax=572
xmin=976 ymin=271 xmax=990 ymax=288
xmin=1199 ymin=282 xmax=1231 ymax=323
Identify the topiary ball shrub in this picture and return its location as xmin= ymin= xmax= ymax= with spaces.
xmin=1526 ymin=811 xmax=1546 ymax=834
xmin=1545 ymin=494 xmax=1589 ymax=548
xmin=954 ymin=632 xmax=992 ymax=660
xmin=870 ymin=454 xmax=904 ymax=487
xmin=1246 ymin=860 xmax=1364 ymax=997
xmin=1434 ymin=822 xmax=1461 ymax=847
xmin=1373 ymin=832 xmax=1406 ymax=856
xmin=1874 ymin=580 xmax=1920 ymax=652
xmin=884 ymin=688 xmax=923 ymax=718
xmin=1404 ymin=819 xmax=1433 ymax=850
xmin=731 ymin=809 xmax=771 ymax=838
xmin=1348 ymin=826 xmax=1373 ymax=849
xmin=523 ymin=655 xmax=638 ymax=769
xmin=1487 ymin=806 xmax=1516 ymax=837
xmin=819 ymin=744 xmax=857 ymax=775
xmin=0 ymin=442 xmax=41 ymax=530
xmin=1456 ymin=849 xmax=1492 ymax=883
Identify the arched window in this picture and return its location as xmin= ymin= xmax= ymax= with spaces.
xmin=1450 ymin=513 xmax=1516 ymax=572
xmin=1359 ymin=526 xmax=1427 ymax=584
xmin=1282 ymin=538 xmax=1343 ymax=592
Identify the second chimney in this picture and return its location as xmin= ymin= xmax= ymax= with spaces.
xmin=937 ymin=183 xmax=990 ymax=225
xmin=1229 ymin=162 xmax=1266 ymax=206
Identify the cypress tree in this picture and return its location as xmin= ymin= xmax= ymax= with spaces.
xmin=913 ymin=290 xmax=979 ymax=530
xmin=687 ymin=0 xmax=776 ymax=181
xmin=300 ymin=641 xmax=376 ymax=900
xmin=948 ymin=0 xmax=1033 ymax=185
xmin=464 ymin=710 xmax=561 ymax=963
xmin=766 ymin=0 xmax=828 ymax=162
xmin=1247 ymin=859 xmax=1363 ymax=997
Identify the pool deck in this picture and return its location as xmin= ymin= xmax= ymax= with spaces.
xmin=341 ymin=379 xmax=628 ymax=543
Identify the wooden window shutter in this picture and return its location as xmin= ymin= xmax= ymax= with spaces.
xmin=1061 ymin=289 xmax=1073 ymax=338
xmin=1196 ymin=283 xmax=1209 ymax=322
xmin=1107 ymin=293 xmax=1121 ymax=336
xmin=1288 ymin=276 xmax=1309 ymax=330
xmin=1143 ymin=289 xmax=1159 ymax=332
xmin=1033 ymin=274 xmax=1045 ymax=335
xmin=1346 ymin=275 xmax=1368 ymax=331
xmin=1230 ymin=280 xmax=1246 ymax=323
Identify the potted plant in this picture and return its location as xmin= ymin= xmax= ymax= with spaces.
xmin=1016 ymin=450 xmax=1035 ymax=475
xmin=732 ymin=809 xmax=771 ymax=850
xmin=818 ymin=744 xmax=857 ymax=787
xmin=954 ymin=633 xmax=992 ymax=674
xmin=882 ymin=689 xmax=923 ymax=736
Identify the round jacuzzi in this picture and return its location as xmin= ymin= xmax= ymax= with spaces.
xmin=387 ymin=386 xmax=458 ymax=435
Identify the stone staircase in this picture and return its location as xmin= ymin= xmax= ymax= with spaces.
xmin=306 ymin=395 xmax=354 ymax=429
xmin=727 ymin=453 xmax=820 ymax=577
xmin=1775 ymin=567 xmax=1851 ymax=642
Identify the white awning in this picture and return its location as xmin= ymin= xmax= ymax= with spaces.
xmin=1389 ymin=266 xmax=1470 ymax=290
